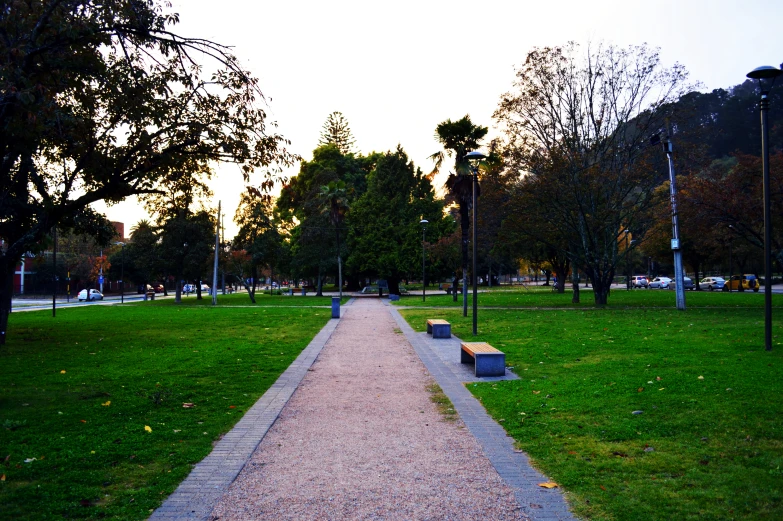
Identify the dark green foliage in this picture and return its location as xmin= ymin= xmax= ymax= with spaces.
xmin=348 ymin=146 xmax=450 ymax=294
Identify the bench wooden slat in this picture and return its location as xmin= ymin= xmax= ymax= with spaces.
xmin=427 ymin=319 xmax=450 ymax=325
xmin=461 ymin=342 xmax=501 ymax=355
xmin=460 ymin=342 xmax=505 ymax=377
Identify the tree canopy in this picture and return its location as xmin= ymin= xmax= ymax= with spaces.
xmin=0 ymin=0 xmax=296 ymax=341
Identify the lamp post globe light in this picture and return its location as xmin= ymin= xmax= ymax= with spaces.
xmin=465 ymin=150 xmax=486 ymax=336
xmin=747 ymin=64 xmax=782 ymax=351
xmin=420 ymin=219 xmax=428 ymax=302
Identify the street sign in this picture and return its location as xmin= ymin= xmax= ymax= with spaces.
xmin=98 ymin=276 xmax=104 ymax=284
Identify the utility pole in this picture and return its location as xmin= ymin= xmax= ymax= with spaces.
xmin=664 ymin=136 xmax=686 ymax=310
xmin=212 ymin=201 xmax=220 ymax=306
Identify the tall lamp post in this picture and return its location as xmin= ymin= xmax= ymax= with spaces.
xmin=727 ymin=225 xmax=734 ymax=293
xmin=651 ymin=131 xmax=686 ymax=310
xmin=115 ymin=242 xmax=125 ymax=303
xmin=420 ymin=219 xmax=428 ymax=302
xmin=747 ymin=64 xmax=782 ymax=351
xmin=465 ymin=151 xmax=486 ymax=336
xmin=624 ymin=229 xmax=631 ymax=291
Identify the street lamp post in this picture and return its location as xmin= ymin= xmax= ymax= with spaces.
xmin=420 ymin=219 xmax=428 ymax=302
xmin=651 ymin=131 xmax=686 ymax=310
xmin=747 ymin=64 xmax=782 ymax=351
xmin=115 ymin=242 xmax=125 ymax=303
xmin=465 ymin=151 xmax=486 ymax=336
xmin=728 ymin=225 xmax=734 ymax=293
xmin=625 ymin=230 xmax=631 ymax=291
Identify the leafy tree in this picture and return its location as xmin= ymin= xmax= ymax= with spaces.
xmin=348 ymin=146 xmax=447 ymax=295
xmin=318 ymin=111 xmax=356 ymax=154
xmin=0 ymin=0 xmax=295 ymax=343
xmin=234 ymin=191 xmax=281 ymax=303
xmin=319 ymin=181 xmax=350 ymax=297
xmin=430 ymin=115 xmax=488 ymax=314
xmin=109 ymin=220 xmax=160 ymax=294
xmin=276 ymin=145 xmax=373 ymax=294
xmin=494 ymin=43 xmax=692 ymax=305
xmin=159 ymin=211 xmax=215 ymax=303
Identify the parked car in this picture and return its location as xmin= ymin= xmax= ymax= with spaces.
xmin=78 ymin=289 xmax=104 ymax=301
xmin=723 ymin=274 xmax=760 ymax=292
xmin=200 ymin=284 xmax=211 ymax=294
xmin=698 ymin=276 xmax=725 ymax=291
xmin=670 ymin=276 xmax=695 ymax=291
xmin=137 ymin=284 xmax=153 ymax=294
xmin=648 ymin=276 xmax=672 ymax=289
xmin=153 ymin=284 xmax=164 ymax=293
xmin=631 ymin=275 xmax=649 ymax=288
xmin=182 ymin=284 xmax=196 ymax=293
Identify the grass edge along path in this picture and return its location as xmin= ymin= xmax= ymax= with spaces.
xmin=0 ymin=300 xmax=332 ymax=521
xmin=399 ymin=298 xmax=783 ymax=521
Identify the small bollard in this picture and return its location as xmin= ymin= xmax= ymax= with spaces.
xmin=288 ymin=288 xmax=293 ymax=296
xmin=301 ymin=288 xmax=306 ymax=296
xmin=331 ymin=296 xmax=340 ymax=318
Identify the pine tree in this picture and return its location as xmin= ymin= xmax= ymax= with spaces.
xmin=318 ymin=112 xmax=356 ymax=154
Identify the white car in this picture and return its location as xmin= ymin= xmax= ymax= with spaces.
xmin=78 ymin=289 xmax=104 ymax=301
xmin=698 ymin=277 xmax=725 ymax=291
xmin=648 ymin=277 xmax=672 ymax=289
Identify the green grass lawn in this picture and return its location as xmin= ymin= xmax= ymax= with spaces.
xmin=400 ymin=291 xmax=783 ymax=520
xmin=0 ymin=299 xmax=332 ymax=520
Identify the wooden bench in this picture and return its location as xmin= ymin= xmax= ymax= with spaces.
xmin=461 ymin=342 xmax=506 ymax=377
xmin=426 ymin=319 xmax=451 ymax=338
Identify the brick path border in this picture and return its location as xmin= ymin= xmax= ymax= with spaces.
xmin=148 ymin=311 xmax=343 ymax=520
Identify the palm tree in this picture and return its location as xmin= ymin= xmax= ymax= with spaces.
xmin=319 ymin=181 xmax=350 ymax=298
xmin=429 ymin=115 xmax=488 ymax=316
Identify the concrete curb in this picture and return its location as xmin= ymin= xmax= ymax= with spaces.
xmin=148 ymin=305 xmax=346 ymax=520
xmin=387 ymin=303 xmax=578 ymax=521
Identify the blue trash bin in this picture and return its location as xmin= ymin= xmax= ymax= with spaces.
xmin=331 ymin=296 xmax=340 ymax=318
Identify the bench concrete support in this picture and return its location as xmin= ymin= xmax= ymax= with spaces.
xmin=461 ymin=342 xmax=505 ymax=377
xmin=426 ymin=319 xmax=451 ymax=339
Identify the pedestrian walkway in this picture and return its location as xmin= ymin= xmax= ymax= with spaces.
xmin=150 ymin=298 xmax=576 ymax=520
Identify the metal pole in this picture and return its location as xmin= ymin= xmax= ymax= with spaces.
xmin=665 ymin=140 xmax=686 ymax=310
xmin=212 ymin=201 xmax=220 ymax=306
xmin=52 ymin=227 xmax=57 ymax=317
xmin=472 ymin=169 xmax=478 ymax=336
xmin=760 ymin=93 xmax=773 ymax=350
xmin=728 ymin=226 xmax=733 ymax=293
xmin=625 ymin=231 xmax=630 ymax=291
xmin=422 ymin=224 xmax=426 ymax=302
xmin=120 ymin=244 xmax=124 ymax=304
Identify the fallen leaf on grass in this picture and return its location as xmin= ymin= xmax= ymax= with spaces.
xmin=698 ymin=375 xmax=704 ymax=380
xmin=613 ymin=451 xmax=628 ymax=458
xmin=229 ymin=406 xmax=236 ymax=409
xmin=637 ymin=387 xmax=644 ymax=392
xmin=101 ymin=401 xmax=111 ymax=407
xmin=80 ymin=420 xmax=86 ymax=423
xmin=600 ymin=485 xmax=607 ymax=491
xmin=538 ymin=482 xmax=558 ymax=488
xmin=60 ymin=370 xmax=66 ymax=374
xmin=24 ymin=458 xmax=36 ymax=463
xmin=182 ymin=403 xmax=195 ymax=408
xmin=532 ymin=391 xmax=541 ymax=395
xmin=1 ymin=474 xmax=5 ymax=481
xmin=144 ymin=425 xmax=152 ymax=433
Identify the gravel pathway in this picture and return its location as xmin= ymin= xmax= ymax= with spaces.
xmin=210 ymin=298 xmax=526 ymax=520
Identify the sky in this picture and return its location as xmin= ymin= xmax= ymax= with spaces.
xmin=94 ymin=0 xmax=783 ymax=238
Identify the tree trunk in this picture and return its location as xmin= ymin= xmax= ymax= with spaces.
xmin=0 ymin=259 xmax=14 ymax=345
xmin=571 ymin=263 xmax=580 ymax=304
xmin=589 ymin=269 xmax=614 ymax=306
xmin=246 ymin=265 xmax=257 ymax=304
xmin=316 ymin=265 xmax=323 ymax=297
xmin=388 ymin=277 xmax=401 ymax=295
